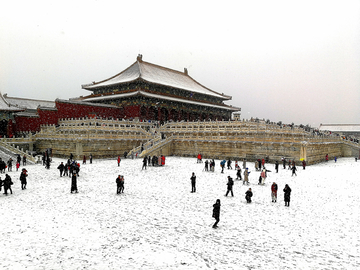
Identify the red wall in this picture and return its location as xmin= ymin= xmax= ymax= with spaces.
xmin=14 ymin=116 xmax=42 ymax=133
xmin=14 ymin=101 xmax=123 ymax=133
xmin=123 ymin=105 xmax=140 ymax=119
xmin=55 ymin=102 xmax=122 ymax=119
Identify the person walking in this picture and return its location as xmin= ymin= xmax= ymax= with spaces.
xmin=275 ymin=161 xmax=279 ymax=173
xmin=20 ymin=168 xmax=28 ymax=190
xmin=236 ymin=167 xmax=242 ymax=180
xmin=204 ymin=160 xmax=209 ymax=171
xmin=283 ymin=184 xmax=291 ymax=206
xmin=225 ymin=176 xmax=234 ymax=196
xmin=89 ymin=154 xmax=93 ymax=164
xmin=212 ymin=199 xmax=221 ymax=228
xmin=71 ymin=172 xmax=78 ymax=193
xmin=259 ymin=168 xmax=267 ymax=185
xmin=117 ymin=156 xmax=121 ymax=167
xmin=282 ymin=157 xmax=286 ymax=169
xmin=243 ymin=168 xmax=250 ymax=185
xmin=83 ymin=155 xmax=86 ymax=164
xmin=302 ymin=160 xmax=306 ymax=170
xmin=7 ymin=158 xmax=13 ymax=172
xmin=245 ymin=188 xmax=253 ymax=203
xmin=255 ymin=160 xmax=259 ymax=171
xmin=119 ymin=175 xmax=124 ymax=193
xmin=227 ymin=159 xmax=232 ymax=170
xmin=57 ymin=162 xmax=65 ymax=177
xmin=190 ymin=172 xmax=196 ymax=193
xmin=116 ymin=175 xmax=122 ymax=194
xmin=3 ymin=174 xmax=13 ymax=195
xmin=271 ymin=182 xmax=278 ymax=202
xmin=291 ymin=164 xmax=297 ymax=176
xmin=220 ymin=160 xmax=226 ymax=173
xmin=142 ymin=156 xmax=147 ymax=170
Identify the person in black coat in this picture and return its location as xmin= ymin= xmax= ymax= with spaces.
xmin=119 ymin=175 xmax=124 ymax=193
xmin=204 ymin=160 xmax=209 ymax=171
xmin=116 ymin=175 xmax=122 ymax=194
xmin=142 ymin=156 xmax=147 ymax=170
xmin=71 ymin=172 xmax=78 ymax=193
xmin=236 ymin=167 xmax=242 ymax=180
xmin=20 ymin=168 xmax=28 ymax=190
xmin=212 ymin=199 xmax=221 ymax=228
xmin=245 ymin=188 xmax=253 ymax=203
xmin=283 ymin=184 xmax=291 ymax=206
xmin=225 ymin=176 xmax=234 ymax=196
xmin=3 ymin=174 xmax=13 ymax=195
xmin=57 ymin=162 xmax=65 ymax=177
xmin=275 ymin=161 xmax=279 ymax=173
xmin=190 ymin=172 xmax=196 ymax=193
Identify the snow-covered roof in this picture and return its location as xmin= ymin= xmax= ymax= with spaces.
xmin=13 ymin=111 xmax=40 ymax=117
xmin=319 ymin=124 xmax=360 ymax=132
xmin=56 ymin=98 xmax=119 ymax=108
xmin=3 ymin=94 xmax=55 ymax=110
xmin=82 ymin=91 xmax=240 ymax=111
xmin=82 ymin=55 xmax=231 ymax=100
xmin=0 ymin=92 xmax=23 ymax=111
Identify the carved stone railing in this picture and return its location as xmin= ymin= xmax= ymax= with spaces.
xmin=0 ymin=138 xmax=36 ymax=163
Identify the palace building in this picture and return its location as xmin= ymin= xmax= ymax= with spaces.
xmin=80 ymin=55 xmax=240 ymax=122
xmin=0 ymin=55 xmax=240 ymax=137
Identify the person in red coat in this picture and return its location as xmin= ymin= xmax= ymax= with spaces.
xmin=197 ymin=153 xmax=202 ymax=163
xmin=271 ymin=182 xmax=278 ymax=202
xmin=117 ymin=156 xmax=121 ymax=167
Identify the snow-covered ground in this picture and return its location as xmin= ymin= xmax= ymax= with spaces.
xmin=0 ymin=156 xmax=359 ymax=270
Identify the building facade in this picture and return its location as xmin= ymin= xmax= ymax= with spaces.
xmin=81 ymin=55 xmax=240 ymax=121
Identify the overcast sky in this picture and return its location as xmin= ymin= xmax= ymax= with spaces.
xmin=1 ymin=0 xmax=359 ymax=127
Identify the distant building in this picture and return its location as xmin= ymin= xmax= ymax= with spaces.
xmin=319 ymin=124 xmax=360 ymax=139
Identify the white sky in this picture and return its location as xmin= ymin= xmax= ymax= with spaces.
xmin=1 ymin=0 xmax=359 ymax=127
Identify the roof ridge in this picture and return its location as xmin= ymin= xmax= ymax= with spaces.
xmin=139 ymin=59 xmax=231 ymax=100
xmin=82 ymin=61 xmax=140 ymax=89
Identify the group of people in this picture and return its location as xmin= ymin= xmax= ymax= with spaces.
xmin=83 ymin=154 xmax=93 ymax=165
xmin=57 ymin=159 xmax=81 ymax=178
xmin=212 ymin=183 xmax=292 ymax=228
xmin=141 ymin=155 xmax=166 ymax=169
xmin=0 ymin=168 xmax=28 ymax=196
xmin=202 ymin=157 xmax=296 ymax=228
xmin=56 ymin=154 xmax=83 ymax=193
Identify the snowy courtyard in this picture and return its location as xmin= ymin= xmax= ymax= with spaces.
xmin=0 ymin=156 xmax=359 ymax=270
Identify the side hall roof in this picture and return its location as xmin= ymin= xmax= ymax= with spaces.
xmin=319 ymin=124 xmax=360 ymax=132
xmin=82 ymin=55 xmax=231 ymax=100
xmin=3 ymin=94 xmax=56 ymax=111
xmin=0 ymin=92 xmax=24 ymax=112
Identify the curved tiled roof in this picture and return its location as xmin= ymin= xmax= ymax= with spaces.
xmin=82 ymin=90 xmax=240 ymax=111
xmin=82 ymin=56 xmax=231 ymax=100
xmin=3 ymin=94 xmax=55 ymax=110
xmin=0 ymin=92 xmax=24 ymax=112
